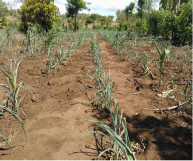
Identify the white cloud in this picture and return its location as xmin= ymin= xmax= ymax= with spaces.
xmin=3 ymin=0 xmax=22 ymax=9
xmin=3 ymin=0 xmax=160 ymax=18
xmin=86 ymin=0 xmax=135 ymax=10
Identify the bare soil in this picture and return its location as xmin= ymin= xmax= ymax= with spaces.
xmin=0 ymin=32 xmax=192 ymax=160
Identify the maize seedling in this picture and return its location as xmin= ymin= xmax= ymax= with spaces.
xmin=0 ymin=59 xmax=33 ymax=113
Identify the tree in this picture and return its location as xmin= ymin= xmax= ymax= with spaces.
xmin=0 ymin=0 xmax=9 ymax=17
xmin=173 ymin=0 xmax=181 ymax=14
xmin=124 ymin=6 xmax=130 ymax=21
xmin=176 ymin=0 xmax=192 ymax=43
xmin=145 ymin=0 xmax=156 ymax=13
xmin=106 ymin=15 xmax=114 ymax=25
xmin=116 ymin=9 xmax=126 ymax=22
xmin=98 ymin=16 xmax=107 ymax=26
xmin=124 ymin=2 xmax=135 ymax=21
xmin=20 ymin=0 xmax=60 ymax=32
xmin=128 ymin=2 xmax=135 ymax=16
xmin=65 ymin=0 xmax=90 ymax=32
xmin=90 ymin=13 xmax=98 ymax=26
xmin=137 ymin=0 xmax=145 ymax=21
xmin=85 ymin=17 xmax=93 ymax=28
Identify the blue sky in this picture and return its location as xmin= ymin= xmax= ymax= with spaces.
xmin=4 ymin=0 xmax=160 ymax=19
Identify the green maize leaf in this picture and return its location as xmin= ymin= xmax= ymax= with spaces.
xmin=0 ymin=105 xmax=27 ymax=142
xmin=0 ymin=134 xmax=11 ymax=153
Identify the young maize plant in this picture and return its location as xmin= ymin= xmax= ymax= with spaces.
xmin=175 ymin=67 xmax=192 ymax=101
xmin=80 ymin=98 xmax=136 ymax=160
xmin=177 ymin=68 xmax=192 ymax=135
xmin=89 ymin=67 xmax=114 ymax=111
xmin=0 ymin=58 xmax=33 ymax=113
xmin=40 ymin=29 xmax=60 ymax=52
xmin=26 ymin=30 xmax=38 ymax=57
xmin=0 ymin=104 xmax=27 ymax=152
xmin=54 ymin=47 xmax=68 ymax=65
xmin=148 ymin=42 xmax=168 ymax=86
xmin=137 ymin=53 xmax=152 ymax=76
xmin=0 ymin=134 xmax=11 ymax=152
xmin=179 ymin=52 xmax=187 ymax=72
xmin=5 ymin=26 xmax=12 ymax=49
xmin=0 ymin=38 xmax=4 ymax=57
xmin=45 ymin=48 xmax=53 ymax=74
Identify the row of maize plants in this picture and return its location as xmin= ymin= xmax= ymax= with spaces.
xmin=97 ymin=29 xmax=192 ymax=135
xmin=81 ymin=31 xmax=136 ymax=160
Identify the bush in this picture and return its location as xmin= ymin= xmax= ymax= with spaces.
xmin=20 ymin=0 xmax=60 ymax=32
xmin=18 ymin=22 xmax=30 ymax=33
xmin=158 ymin=10 xmax=176 ymax=39
xmin=118 ymin=20 xmax=129 ymax=31
xmin=130 ymin=19 xmax=147 ymax=34
xmin=93 ymin=25 xmax=104 ymax=30
xmin=104 ymin=25 xmax=113 ymax=30
xmin=0 ymin=17 xmax=7 ymax=28
xmin=18 ymin=22 xmax=42 ymax=33
xmin=176 ymin=1 xmax=192 ymax=43
xmin=52 ymin=21 xmax=63 ymax=32
xmin=147 ymin=10 xmax=162 ymax=36
xmin=67 ymin=17 xmax=82 ymax=31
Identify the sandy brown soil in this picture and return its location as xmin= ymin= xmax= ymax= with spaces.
xmin=0 ymin=32 xmax=192 ymax=160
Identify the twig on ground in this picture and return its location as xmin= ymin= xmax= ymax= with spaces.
xmin=113 ymin=91 xmax=141 ymax=95
xmin=143 ymin=100 xmax=190 ymax=111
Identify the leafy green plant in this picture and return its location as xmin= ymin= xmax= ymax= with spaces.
xmin=0 ymin=38 xmax=4 ymax=57
xmin=149 ymin=42 xmax=168 ymax=86
xmin=0 ymin=59 xmax=33 ymax=113
xmin=0 ymin=104 xmax=27 ymax=152
xmin=41 ymin=29 xmax=60 ymax=52
xmin=180 ymin=100 xmax=192 ymax=135
xmin=80 ymin=99 xmax=136 ymax=160
xmin=89 ymin=67 xmax=114 ymax=110
xmin=175 ymin=67 xmax=192 ymax=101
xmin=137 ymin=53 xmax=152 ymax=76
xmin=54 ymin=47 xmax=68 ymax=65
xmin=45 ymin=48 xmax=53 ymax=74
xmin=5 ymin=26 xmax=12 ymax=49
xmin=0 ymin=134 xmax=11 ymax=152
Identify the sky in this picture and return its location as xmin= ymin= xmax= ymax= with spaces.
xmin=3 ymin=0 xmax=160 ymax=20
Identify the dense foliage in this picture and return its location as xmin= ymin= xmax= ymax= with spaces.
xmin=20 ymin=0 xmax=60 ymax=32
xmin=65 ymin=0 xmax=90 ymax=31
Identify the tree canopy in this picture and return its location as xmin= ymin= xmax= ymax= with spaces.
xmin=0 ymin=0 xmax=9 ymax=17
xmin=20 ymin=0 xmax=60 ymax=32
xmin=137 ymin=0 xmax=146 ymax=21
xmin=65 ymin=0 xmax=90 ymax=31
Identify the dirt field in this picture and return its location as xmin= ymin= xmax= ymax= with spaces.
xmin=0 ymin=32 xmax=192 ymax=160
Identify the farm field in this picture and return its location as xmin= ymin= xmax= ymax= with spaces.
xmin=0 ymin=29 xmax=192 ymax=160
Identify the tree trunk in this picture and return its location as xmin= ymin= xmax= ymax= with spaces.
xmin=169 ymin=2 xmax=172 ymax=12
xmin=74 ymin=12 xmax=78 ymax=32
xmin=177 ymin=0 xmax=180 ymax=14
xmin=173 ymin=0 xmax=177 ymax=14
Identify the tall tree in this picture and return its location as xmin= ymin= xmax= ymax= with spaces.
xmin=137 ymin=0 xmax=145 ymax=21
xmin=145 ymin=0 xmax=156 ymax=13
xmin=85 ymin=16 xmax=93 ymax=28
xmin=116 ymin=9 xmax=126 ymax=22
xmin=65 ymin=0 xmax=90 ymax=32
xmin=90 ymin=13 xmax=98 ymax=26
xmin=20 ymin=0 xmax=60 ymax=32
xmin=106 ymin=15 xmax=114 ymax=26
xmin=0 ymin=0 xmax=9 ymax=17
xmin=98 ymin=15 xmax=107 ymax=26
xmin=125 ymin=2 xmax=135 ymax=22
xmin=159 ymin=0 xmax=173 ymax=11
xmin=124 ymin=5 xmax=130 ymax=21
xmin=128 ymin=2 xmax=135 ymax=16
xmin=173 ymin=0 xmax=181 ymax=14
